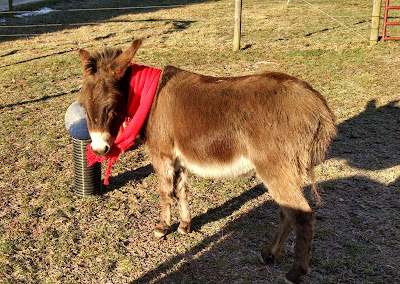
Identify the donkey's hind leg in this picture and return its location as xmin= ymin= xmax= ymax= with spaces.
xmin=261 ymin=207 xmax=295 ymax=264
xmin=174 ymin=168 xmax=191 ymax=235
xmin=256 ymin=165 xmax=315 ymax=284
xmin=285 ymin=208 xmax=315 ymax=284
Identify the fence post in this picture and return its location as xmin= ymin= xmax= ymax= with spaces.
xmin=370 ymin=0 xmax=382 ymax=44
xmin=233 ymin=0 xmax=242 ymax=51
xmin=8 ymin=0 xmax=13 ymax=11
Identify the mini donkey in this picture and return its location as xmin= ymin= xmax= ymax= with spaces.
xmin=78 ymin=39 xmax=336 ymax=284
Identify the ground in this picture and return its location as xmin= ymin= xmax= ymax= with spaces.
xmin=0 ymin=0 xmax=399 ymax=283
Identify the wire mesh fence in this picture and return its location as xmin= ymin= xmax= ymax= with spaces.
xmin=0 ymin=0 xmax=379 ymax=40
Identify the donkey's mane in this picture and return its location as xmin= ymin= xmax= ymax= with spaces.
xmin=84 ymin=47 xmax=123 ymax=74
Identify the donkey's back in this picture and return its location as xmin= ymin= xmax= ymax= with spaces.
xmin=145 ymin=66 xmax=335 ymax=181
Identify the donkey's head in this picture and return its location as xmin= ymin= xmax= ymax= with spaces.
xmin=78 ymin=39 xmax=142 ymax=156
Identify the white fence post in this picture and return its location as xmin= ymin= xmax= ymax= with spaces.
xmin=370 ymin=0 xmax=382 ymax=44
xmin=233 ymin=0 xmax=242 ymax=51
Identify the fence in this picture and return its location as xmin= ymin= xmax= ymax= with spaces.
xmin=0 ymin=1 xmax=383 ymax=49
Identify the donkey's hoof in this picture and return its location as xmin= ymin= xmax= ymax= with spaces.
xmin=285 ymin=268 xmax=305 ymax=284
xmin=154 ymin=223 xmax=169 ymax=239
xmin=177 ymin=222 xmax=191 ymax=235
xmin=284 ymin=277 xmax=296 ymax=284
xmin=260 ymin=249 xmax=275 ymax=265
xmin=154 ymin=229 xmax=166 ymax=239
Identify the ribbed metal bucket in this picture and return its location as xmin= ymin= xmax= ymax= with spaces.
xmin=72 ymin=138 xmax=102 ymax=196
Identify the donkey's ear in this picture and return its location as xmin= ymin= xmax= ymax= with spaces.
xmin=79 ymin=49 xmax=91 ymax=64
xmin=111 ymin=39 xmax=142 ymax=79
xmin=79 ymin=49 xmax=96 ymax=74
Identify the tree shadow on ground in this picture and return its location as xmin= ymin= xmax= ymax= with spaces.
xmin=0 ymin=88 xmax=79 ymax=109
xmin=0 ymin=0 xmax=208 ymax=43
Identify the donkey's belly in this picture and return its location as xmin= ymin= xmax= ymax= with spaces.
xmin=175 ymin=149 xmax=254 ymax=179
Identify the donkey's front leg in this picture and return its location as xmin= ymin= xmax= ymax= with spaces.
xmin=153 ymin=157 xmax=175 ymax=239
xmin=174 ymin=168 xmax=191 ymax=235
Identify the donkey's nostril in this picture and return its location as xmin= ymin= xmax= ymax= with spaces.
xmin=91 ymin=144 xmax=110 ymax=156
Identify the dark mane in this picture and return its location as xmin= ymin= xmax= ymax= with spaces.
xmin=83 ymin=47 xmax=123 ymax=75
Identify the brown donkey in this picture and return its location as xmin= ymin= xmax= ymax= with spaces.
xmin=78 ymin=39 xmax=336 ymax=284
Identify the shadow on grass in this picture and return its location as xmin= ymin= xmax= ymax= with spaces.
xmin=330 ymin=99 xmax=400 ymax=170
xmin=103 ymin=163 xmax=155 ymax=194
xmin=132 ymin=183 xmax=271 ymax=284
xmin=131 ymin=176 xmax=399 ymax=283
xmin=0 ymin=48 xmax=76 ymax=68
xmin=172 ymin=183 xmax=267 ymax=234
xmin=0 ymin=0 xmax=207 ymax=43
xmin=0 ymin=88 xmax=79 ymax=110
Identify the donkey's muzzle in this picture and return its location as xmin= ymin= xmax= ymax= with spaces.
xmin=89 ymin=131 xmax=113 ymax=156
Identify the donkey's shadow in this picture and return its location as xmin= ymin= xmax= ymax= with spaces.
xmin=104 ymin=163 xmax=154 ymax=193
xmin=330 ymin=99 xmax=400 ymax=170
xmin=131 ymin=176 xmax=400 ymax=283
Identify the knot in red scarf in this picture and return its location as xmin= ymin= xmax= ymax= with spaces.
xmin=86 ymin=63 xmax=161 ymax=185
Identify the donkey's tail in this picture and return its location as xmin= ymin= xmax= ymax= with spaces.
xmin=309 ymin=107 xmax=337 ymax=207
xmin=310 ymin=110 xmax=337 ymax=167
xmin=309 ymin=168 xmax=323 ymax=208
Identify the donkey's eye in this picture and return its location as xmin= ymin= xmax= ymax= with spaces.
xmin=108 ymin=110 xmax=116 ymax=119
xmin=106 ymin=105 xmax=117 ymax=119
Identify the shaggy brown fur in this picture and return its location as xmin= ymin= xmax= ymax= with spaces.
xmin=78 ymin=39 xmax=336 ymax=284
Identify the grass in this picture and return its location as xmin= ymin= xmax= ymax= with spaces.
xmin=1 ymin=0 xmax=400 ymax=283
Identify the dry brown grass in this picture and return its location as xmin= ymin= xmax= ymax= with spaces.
xmin=0 ymin=0 xmax=399 ymax=283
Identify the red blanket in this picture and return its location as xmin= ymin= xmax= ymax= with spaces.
xmin=86 ymin=63 xmax=162 ymax=185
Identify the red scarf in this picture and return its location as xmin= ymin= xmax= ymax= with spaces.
xmin=86 ymin=63 xmax=162 ymax=185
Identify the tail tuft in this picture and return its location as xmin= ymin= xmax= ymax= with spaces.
xmin=308 ymin=104 xmax=336 ymax=208
xmin=309 ymin=169 xmax=324 ymax=208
